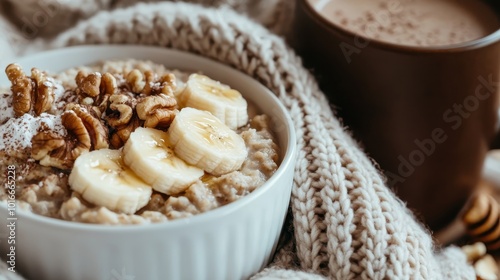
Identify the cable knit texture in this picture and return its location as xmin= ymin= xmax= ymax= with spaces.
xmin=0 ymin=1 xmax=476 ymax=279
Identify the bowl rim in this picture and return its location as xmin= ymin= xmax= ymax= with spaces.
xmin=0 ymin=45 xmax=298 ymax=232
xmin=301 ymin=0 xmax=500 ymax=53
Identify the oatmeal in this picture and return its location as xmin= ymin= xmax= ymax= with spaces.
xmin=0 ymin=60 xmax=279 ymax=225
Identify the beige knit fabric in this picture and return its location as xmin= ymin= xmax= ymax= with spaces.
xmin=0 ymin=1 xmax=476 ymax=279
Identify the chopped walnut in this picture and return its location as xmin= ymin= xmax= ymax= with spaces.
xmin=105 ymin=94 xmax=140 ymax=148
xmin=106 ymin=94 xmax=134 ymax=127
xmin=31 ymin=68 xmax=55 ymax=115
xmin=76 ymin=71 xmax=101 ymax=98
xmin=5 ymin=64 xmax=58 ymax=117
xmin=6 ymin=64 xmax=33 ymax=117
xmin=67 ymin=104 xmax=109 ymax=150
xmin=100 ymin=72 xmax=117 ymax=96
xmin=31 ymin=110 xmax=91 ymax=170
xmin=126 ymin=69 xmax=146 ymax=93
xmin=70 ymin=71 xmax=116 ymax=115
xmin=126 ymin=70 xmax=177 ymax=96
xmin=31 ymin=131 xmax=67 ymax=168
xmin=159 ymin=73 xmax=177 ymax=96
xmin=95 ymin=73 xmax=117 ymax=113
xmin=110 ymin=116 xmax=140 ymax=149
xmin=136 ymin=94 xmax=177 ymax=129
xmin=74 ymin=71 xmax=117 ymax=116
xmin=57 ymin=110 xmax=91 ymax=157
xmin=31 ymin=104 xmax=108 ymax=169
xmin=76 ymin=104 xmax=102 ymax=119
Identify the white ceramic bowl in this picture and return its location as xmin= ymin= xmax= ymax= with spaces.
xmin=0 ymin=46 xmax=297 ymax=280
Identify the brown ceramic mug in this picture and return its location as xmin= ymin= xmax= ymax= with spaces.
xmin=287 ymin=0 xmax=500 ymax=231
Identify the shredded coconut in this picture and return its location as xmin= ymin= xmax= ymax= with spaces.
xmin=115 ymin=74 xmax=126 ymax=85
xmin=48 ymin=77 xmax=65 ymax=101
xmin=1 ymin=78 xmax=66 ymax=123
xmin=48 ymin=78 xmax=69 ymax=114
xmin=54 ymin=90 xmax=79 ymax=114
xmin=0 ymin=113 xmax=66 ymax=154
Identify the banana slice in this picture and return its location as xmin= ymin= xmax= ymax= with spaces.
xmin=123 ymin=127 xmax=204 ymax=195
xmin=68 ymin=149 xmax=152 ymax=214
xmin=168 ymin=107 xmax=248 ymax=176
xmin=178 ymin=74 xmax=248 ymax=130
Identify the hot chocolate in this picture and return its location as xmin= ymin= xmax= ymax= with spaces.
xmin=290 ymin=0 xmax=500 ymax=231
xmin=309 ymin=0 xmax=500 ymax=46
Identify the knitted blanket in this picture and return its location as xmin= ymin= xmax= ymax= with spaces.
xmin=0 ymin=0 xmax=476 ymax=279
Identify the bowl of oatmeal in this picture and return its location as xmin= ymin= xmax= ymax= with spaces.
xmin=0 ymin=46 xmax=297 ymax=280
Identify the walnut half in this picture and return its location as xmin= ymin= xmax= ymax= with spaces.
xmin=6 ymin=64 xmax=33 ymax=117
xmin=31 ymin=105 xmax=109 ymax=170
xmin=75 ymin=71 xmax=117 ymax=113
xmin=105 ymin=94 xmax=140 ymax=149
xmin=31 ymin=111 xmax=91 ymax=170
xmin=106 ymin=94 xmax=134 ymax=128
xmin=76 ymin=71 xmax=101 ymax=98
xmin=5 ymin=64 xmax=56 ymax=117
xmin=67 ymin=104 xmax=109 ymax=150
xmin=136 ymin=94 xmax=178 ymax=129
xmin=31 ymin=68 xmax=56 ymax=115
xmin=126 ymin=70 xmax=177 ymax=96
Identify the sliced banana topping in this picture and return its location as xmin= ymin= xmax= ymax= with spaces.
xmin=178 ymin=74 xmax=248 ymax=130
xmin=123 ymin=127 xmax=204 ymax=195
xmin=168 ymin=107 xmax=248 ymax=176
xmin=59 ymin=72 xmax=254 ymax=214
xmin=68 ymin=149 xmax=152 ymax=215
